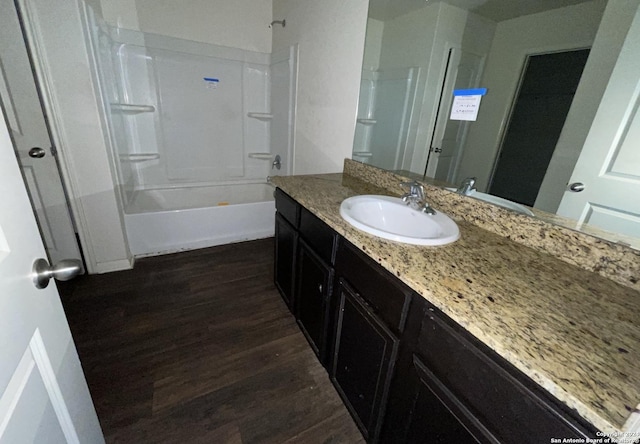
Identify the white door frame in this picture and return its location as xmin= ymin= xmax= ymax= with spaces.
xmin=15 ymin=0 xmax=133 ymax=274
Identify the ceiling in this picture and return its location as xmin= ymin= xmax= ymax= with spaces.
xmin=367 ymin=0 xmax=599 ymax=22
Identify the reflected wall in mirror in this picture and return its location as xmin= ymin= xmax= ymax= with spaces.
xmin=352 ymin=0 xmax=640 ymax=250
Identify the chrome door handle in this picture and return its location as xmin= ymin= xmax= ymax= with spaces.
xmin=569 ymin=182 xmax=585 ymax=192
xmin=28 ymin=147 xmax=46 ymax=158
xmin=32 ymin=258 xmax=83 ymax=289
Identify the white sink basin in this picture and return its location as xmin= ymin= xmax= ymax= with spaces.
xmin=340 ymin=195 xmax=460 ymax=246
xmin=446 ymin=188 xmax=535 ymax=216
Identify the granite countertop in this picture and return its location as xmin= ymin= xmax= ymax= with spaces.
xmin=270 ymin=172 xmax=640 ymax=437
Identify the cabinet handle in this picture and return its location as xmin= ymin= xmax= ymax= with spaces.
xmin=318 ymin=283 xmax=323 ymax=293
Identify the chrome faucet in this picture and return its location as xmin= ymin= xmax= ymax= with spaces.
xmin=400 ymin=181 xmax=436 ymax=215
xmin=456 ymin=177 xmax=477 ymax=196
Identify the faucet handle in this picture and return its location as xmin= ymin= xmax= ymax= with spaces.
xmin=400 ymin=181 xmax=425 ymax=199
xmin=456 ymin=177 xmax=477 ymax=195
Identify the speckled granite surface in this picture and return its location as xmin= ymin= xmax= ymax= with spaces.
xmin=345 ymin=159 xmax=640 ymax=292
xmin=270 ymin=172 xmax=640 ymax=436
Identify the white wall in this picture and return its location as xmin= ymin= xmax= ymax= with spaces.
xmin=101 ymin=0 xmax=272 ymax=53
xmin=456 ymin=0 xmax=607 ymax=191
xmin=272 ymin=0 xmax=369 ymax=174
xmin=536 ymin=0 xmax=639 ymax=212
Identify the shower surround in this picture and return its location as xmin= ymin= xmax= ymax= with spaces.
xmin=86 ymin=12 xmax=297 ymax=256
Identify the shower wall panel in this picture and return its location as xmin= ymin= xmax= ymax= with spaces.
xmin=370 ymin=67 xmax=418 ymax=171
xmin=115 ymin=45 xmax=160 ymax=161
xmin=243 ymin=63 xmax=272 ymax=179
xmin=270 ymin=45 xmax=297 ymax=176
xmin=111 ymin=30 xmax=273 ymax=189
xmin=353 ymin=68 xmax=378 ymax=162
xmin=86 ymin=12 xmax=137 ymax=207
xmin=155 ymin=50 xmax=245 ymax=181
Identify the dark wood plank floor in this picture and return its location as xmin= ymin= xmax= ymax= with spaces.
xmin=58 ymin=238 xmax=364 ymax=444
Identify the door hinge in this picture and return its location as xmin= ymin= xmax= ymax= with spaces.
xmin=50 ymin=146 xmax=57 ymax=156
xmin=431 ymin=147 xmax=442 ymax=153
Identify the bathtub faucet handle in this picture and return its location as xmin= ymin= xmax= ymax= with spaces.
xmin=272 ymin=154 xmax=281 ymax=170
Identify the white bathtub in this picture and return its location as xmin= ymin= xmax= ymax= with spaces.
xmin=124 ymin=183 xmax=275 ymax=257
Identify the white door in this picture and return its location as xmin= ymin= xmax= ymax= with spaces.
xmin=0 ymin=0 xmax=83 ymax=267
xmin=557 ymin=6 xmax=640 ymax=246
xmin=426 ymin=48 xmax=484 ymax=183
xmin=0 ymin=106 xmax=103 ymax=442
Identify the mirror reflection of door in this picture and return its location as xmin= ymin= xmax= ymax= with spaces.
xmin=0 ymin=0 xmax=83 ymax=267
xmin=425 ymin=48 xmax=485 ymax=183
xmin=557 ymin=6 xmax=640 ymax=243
xmin=488 ymin=49 xmax=590 ymax=206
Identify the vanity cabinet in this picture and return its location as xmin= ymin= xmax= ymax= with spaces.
xmin=274 ymin=189 xmax=299 ymax=310
xmin=275 ymin=189 xmax=338 ymax=363
xmin=295 ymin=239 xmax=333 ymax=360
xmin=273 ymin=187 xmax=600 ymax=443
xmin=331 ymin=240 xmax=413 ymax=442
xmin=381 ymin=297 xmax=599 ymax=443
xmin=331 ymin=279 xmax=400 ymax=441
xmin=296 ymin=207 xmax=338 ymax=364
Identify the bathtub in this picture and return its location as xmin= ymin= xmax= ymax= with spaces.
xmin=124 ymin=183 xmax=275 ymax=257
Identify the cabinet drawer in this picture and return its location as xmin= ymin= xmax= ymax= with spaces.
xmin=299 ymin=208 xmax=337 ymax=265
xmin=275 ymin=188 xmax=299 ymax=228
xmin=335 ymin=240 xmax=411 ymax=334
xmin=417 ymin=309 xmax=596 ymax=443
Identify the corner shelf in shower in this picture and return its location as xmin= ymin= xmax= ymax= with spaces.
xmin=357 ymin=118 xmax=377 ymax=125
xmin=111 ymin=103 xmax=156 ymax=114
xmin=120 ymin=153 xmax=160 ymax=163
xmin=247 ymin=112 xmax=273 ymax=121
xmin=352 ymin=151 xmax=373 ymax=158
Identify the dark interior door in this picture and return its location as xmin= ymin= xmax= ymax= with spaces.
xmin=489 ymin=49 xmax=590 ymax=206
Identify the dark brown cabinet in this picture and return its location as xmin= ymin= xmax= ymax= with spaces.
xmin=273 ymin=187 xmax=601 ymax=444
xmin=274 ymin=189 xmax=300 ymax=312
xmin=414 ymin=308 xmax=596 ymax=443
xmin=404 ymin=355 xmax=496 ymax=443
xmin=274 ymin=213 xmax=296 ymax=310
xmin=331 ymin=279 xmax=400 ymax=441
xmin=381 ymin=298 xmax=599 ymax=443
xmin=331 ymin=240 xmax=412 ymax=443
xmin=295 ymin=239 xmax=333 ymax=360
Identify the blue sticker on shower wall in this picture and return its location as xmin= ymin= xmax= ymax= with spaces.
xmin=204 ymin=77 xmax=220 ymax=89
xmin=453 ymin=88 xmax=487 ymax=96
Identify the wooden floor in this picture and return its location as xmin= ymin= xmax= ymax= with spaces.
xmin=58 ymin=238 xmax=364 ymax=444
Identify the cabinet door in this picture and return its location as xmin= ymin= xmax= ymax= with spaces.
xmin=296 ymin=240 xmax=332 ymax=360
xmin=404 ymin=355 xmax=499 ymax=444
xmin=331 ymin=279 xmax=399 ymax=442
xmin=418 ymin=311 xmax=597 ymax=442
xmin=275 ymin=213 xmax=296 ymax=310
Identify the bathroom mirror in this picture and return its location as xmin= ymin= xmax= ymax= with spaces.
xmin=353 ymin=0 xmax=640 ymax=249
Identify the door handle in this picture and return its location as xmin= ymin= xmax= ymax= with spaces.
xmin=32 ymin=258 xmax=83 ymax=289
xmin=28 ymin=147 xmax=46 ymax=158
xmin=568 ymin=182 xmax=585 ymax=192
